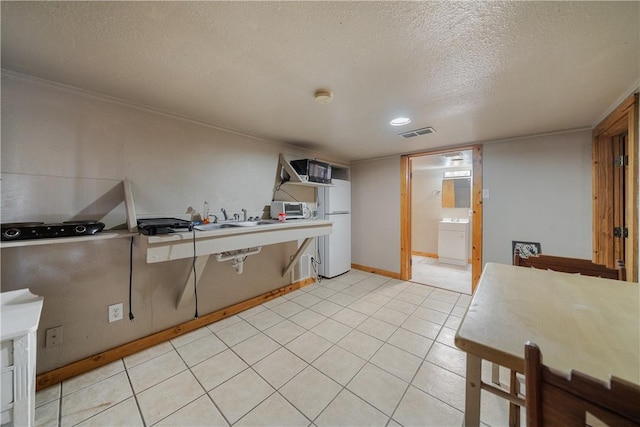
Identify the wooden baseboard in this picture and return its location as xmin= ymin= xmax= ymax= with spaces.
xmin=35 ymin=277 xmax=315 ymax=391
xmin=351 ymin=263 xmax=402 ymax=279
xmin=411 ymin=251 xmax=438 ymax=258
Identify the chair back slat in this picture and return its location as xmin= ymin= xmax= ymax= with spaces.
xmin=514 ymin=252 xmax=626 ymax=281
xmin=525 ymin=342 xmax=640 ymax=427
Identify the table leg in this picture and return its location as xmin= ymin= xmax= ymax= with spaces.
xmin=464 ymin=353 xmax=482 ymax=427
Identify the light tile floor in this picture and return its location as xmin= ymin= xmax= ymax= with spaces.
xmin=35 ymin=270 xmax=517 ymax=427
xmin=411 ymin=256 xmax=472 ymax=295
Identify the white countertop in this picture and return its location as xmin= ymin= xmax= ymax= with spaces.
xmin=139 ymin=219 xmax=332 ymax=263
xmin=1 ymin=289 xmax=44 ymax=340
xmin=440 ymin=218 xmax=469 ymax=223
xmin=143 ymin=219 xmax=331 ymax=243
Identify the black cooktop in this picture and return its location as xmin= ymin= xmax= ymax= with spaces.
xmin=137 ymin=218 xmax=193 ymax=235
xmin=1 ymin=221 xmax=105 ymax=241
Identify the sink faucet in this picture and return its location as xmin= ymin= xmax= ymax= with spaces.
xmin=221 ymin=208 xmax=228 ymax=221
xmin=242 ymin=209 xmax=247 ymax=221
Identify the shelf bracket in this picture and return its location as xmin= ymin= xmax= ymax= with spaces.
xmin=282 ymin=237 xmax=314 ymax=277
xmin=278 ymin=153 xmax=304 ymax=183
xmin=123 ymin=179 xmax=137 ymax=233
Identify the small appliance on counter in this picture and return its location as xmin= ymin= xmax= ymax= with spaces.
xmin=270 ymin=201 xmax=307 ymax=220
xmin=137 ymin=218 xmax=193 ymax=235
xmin=1 ymin=221 xmax=105 ymax=241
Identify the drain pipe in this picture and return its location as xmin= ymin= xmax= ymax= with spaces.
xmin=215 ymin=247 xmax=262 ymax=274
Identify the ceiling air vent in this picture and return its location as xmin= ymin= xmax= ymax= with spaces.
xmin=398 ymin=126 xmax=436 ymax=139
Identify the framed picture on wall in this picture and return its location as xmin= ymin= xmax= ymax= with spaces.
xmin=512 ymin=241 xmax=541 ymax=259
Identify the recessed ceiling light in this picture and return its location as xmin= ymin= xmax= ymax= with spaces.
xmin=390 ymin=117 xmax=411 ymax=126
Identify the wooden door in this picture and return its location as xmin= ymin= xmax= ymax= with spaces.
xmin=592 ymin=93 xmax=638 ymax=282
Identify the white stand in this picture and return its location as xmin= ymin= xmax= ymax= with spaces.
xmin=1 ymin=289 xmax=44 ymax=427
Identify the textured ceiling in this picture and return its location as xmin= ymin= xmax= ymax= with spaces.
xmin=2 ymin=1 xmax=639 ymax=161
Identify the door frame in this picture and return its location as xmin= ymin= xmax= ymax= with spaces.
xmin=401 ymin=144 xmax=483 ymax=292
xmin=592 ymin=93 xmax=638 ymax=281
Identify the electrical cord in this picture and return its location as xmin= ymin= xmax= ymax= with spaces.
xmin=192 ymin=228 xmax=199 ymax=318
xmin=128 ymin=236 xmax=135 ymax=321
xmin=312 ymin=249 xmax=323 ymax=282
xmin=303 ymin=205 xmax=313 ymax=219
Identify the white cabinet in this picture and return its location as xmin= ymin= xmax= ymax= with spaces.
xmin=438 ymin=220 xmax=469 ymax=266
xmin=1 ymin=290 xmax=44 ymax=427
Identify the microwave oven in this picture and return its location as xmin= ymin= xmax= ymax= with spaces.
xmin=271 ymin=201 xmax=306 ymax=219
xmin=290 ymin=159 xmax=332 ymax=184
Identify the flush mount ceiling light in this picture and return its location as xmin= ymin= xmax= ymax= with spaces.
xmin=314 ymin=89 xmax=333 ymax=104
xmin=390 ymin=117 xmax=412 ymax=126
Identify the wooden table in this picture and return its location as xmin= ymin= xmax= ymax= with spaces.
xmin=454 ymin=263 xmax=640 ymax=426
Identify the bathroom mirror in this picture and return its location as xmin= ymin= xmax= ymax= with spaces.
xmin=442 ymin=178 xmax=471 ymax=208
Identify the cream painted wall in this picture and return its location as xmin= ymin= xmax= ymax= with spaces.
xmin=483 ymin=131 xmax=593 ymax=263
xmin=351 ymin=130 xmax=593 ymax=276
xmin=351 ymin=157 xmax=400 ymax=274
xmin=0 ymin=74 xmax=340 ymax=373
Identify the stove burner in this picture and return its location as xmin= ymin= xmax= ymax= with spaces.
xmin=1 ymin=221 xmax=106 ymax=241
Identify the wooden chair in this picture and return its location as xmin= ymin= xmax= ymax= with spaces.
xmin=524 ymin=342 xmax=640 ymax=426
xmin=513 ymin=252 xmax=626 ymax=281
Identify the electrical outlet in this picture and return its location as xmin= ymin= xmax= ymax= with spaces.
xmin=45 ymin=326 xmax=63 ymax=347
xmin=108 ymin=303 xmax=123 ymax=323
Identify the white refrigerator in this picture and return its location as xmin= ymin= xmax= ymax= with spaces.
xmin=318 ymin=179 xmax=351 ymax=278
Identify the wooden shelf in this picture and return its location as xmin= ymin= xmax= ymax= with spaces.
xmin=1 ymin=179 xmax=137 ymax=249
xmin=0 ymin=230 xmax=136 ymax=249
xmin=282 ymin=180 xmax=334 ymax=187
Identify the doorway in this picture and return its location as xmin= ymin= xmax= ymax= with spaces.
xmin=401 ymin=145 xmax=483 ymax=293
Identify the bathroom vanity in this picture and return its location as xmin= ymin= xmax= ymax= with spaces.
xmin=438 ymin=218 xmax=469 ymax=266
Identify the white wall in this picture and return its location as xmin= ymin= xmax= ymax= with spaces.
xmin=483 ymin=131 xmax=592 ymax=264
xmin=351 ymin=157 xmax=401 ymax=273
xmin=0 ymin=73 xmax=340 ymax=373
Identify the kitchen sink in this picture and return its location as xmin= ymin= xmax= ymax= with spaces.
xmin=194 ymin=220 xmax=278 ymax=231
xmin=232 ymin=220 xmax=278 ymax=227
xmin=193 ymin=223 xmax=237 ymax=231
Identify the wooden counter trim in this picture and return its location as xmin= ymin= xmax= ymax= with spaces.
xmin=35 ymin=277 xmax=315 ymax=391
xmin=351 ymin=263 xmax=402 ymax=279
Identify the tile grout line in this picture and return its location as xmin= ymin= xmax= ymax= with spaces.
xmin=122 ymin=359 xmax=148 ymax=427
xmin=39 ymin=271 xmax=474 ymax=427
